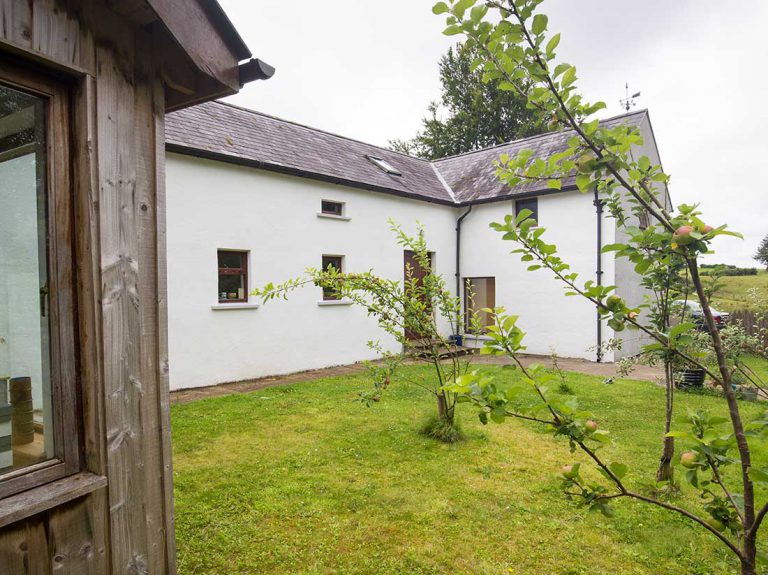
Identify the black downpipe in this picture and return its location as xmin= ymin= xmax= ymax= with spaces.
xmin=593 ymin=191 xmax=604 ymax=362
xmin=455 ymin=205 xmax=473 ymax=334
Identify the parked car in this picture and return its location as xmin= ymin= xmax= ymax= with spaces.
xmin=672 ymin=300 xmax=730 ymax=330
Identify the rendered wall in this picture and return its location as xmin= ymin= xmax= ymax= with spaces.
xmin=614 ymin=114 xmax=668 ymax=359
xmin=460 ymin=191 xmax=616 ymax=361
xmin=166 ymin=154 xmax=459 ymax=389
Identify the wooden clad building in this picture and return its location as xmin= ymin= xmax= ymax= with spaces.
xmin=0 ymin=1 xmax=270 ymax=573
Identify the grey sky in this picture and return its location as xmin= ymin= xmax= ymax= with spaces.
xmin=220 ymin=0 xmax=767 ymax=267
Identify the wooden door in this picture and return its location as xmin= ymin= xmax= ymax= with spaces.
xmin=403 ymin=250 xmax=433 ymax=340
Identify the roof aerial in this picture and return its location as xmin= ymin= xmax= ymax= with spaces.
xmin=366 ymin=155 xmax=402 ymax=176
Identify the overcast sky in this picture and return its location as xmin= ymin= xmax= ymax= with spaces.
xmin=219 ymin=0 xmax=767 ymax=267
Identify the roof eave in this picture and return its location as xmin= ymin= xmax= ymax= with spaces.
xmin=166 ymin=144 xmax=459 ymax=207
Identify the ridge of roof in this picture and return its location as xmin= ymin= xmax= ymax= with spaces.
xmin=433 ymin=108 xmax=649 ymax=164
xmin=430 ymin=162 xmax=457 ymax=203
xmin=210 ymin=100 xmax=433 ymax=164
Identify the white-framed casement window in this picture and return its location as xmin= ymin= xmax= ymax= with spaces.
xmin=464 ymin=277 xmax=496 ymax=334
xmin=318 ymin=199 xmax=350 ymax=221
xmin=515 ymin=197 xmax=539 ymax=225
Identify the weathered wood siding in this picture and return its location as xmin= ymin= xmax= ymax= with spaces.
xmin=0 ymin=1 xmax=174 ymax=573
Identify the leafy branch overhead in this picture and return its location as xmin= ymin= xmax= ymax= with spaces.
xmin=432 ymin=1 xmax=765 ymax=574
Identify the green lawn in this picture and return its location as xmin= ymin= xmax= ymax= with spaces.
xmin=708 ymin=270 xmax=768 ymax=312
xmin=172 ymin=364 xmax=768 ymax=575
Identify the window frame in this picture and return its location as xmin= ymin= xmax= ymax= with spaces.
xmin=321 ymin=255 xmax=344 ymax=301
xmin=320 ymin=200 xmax=344 ymax=217
xmin=0 ymin=62 xmax=81 ymax=500
xmin=217 ymin=250 xmax=249 ymax=304
xmin=464 ymin=277 xmax=496 ymax=334
xmin=515 ymin=197 xmax=539 ymax=226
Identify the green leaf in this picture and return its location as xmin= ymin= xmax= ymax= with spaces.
xmin=443 ymin=25 xmax=463 ymax=36
xmin=609 ymin=462 xmax=628 ymax=479
xmin=545 ymin=33 xmax=560 ymax=56
xmin=749 ymin=467 xmax=768 ymax=485
xmin=432 ymin=1 xmax=449 ymax=15
xmin=531 ymin=14 xmax=548 ymax=35
xmin=546 ymin=178 xmax=562 ymax=190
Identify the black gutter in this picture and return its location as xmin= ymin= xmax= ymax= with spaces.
xmin=455 ymin=205 xmax=473 ymax=333
xmin=593 ymin=190 xmax=604 ymax=362
xmin=166 ymin=144 xmax=458 ymax=207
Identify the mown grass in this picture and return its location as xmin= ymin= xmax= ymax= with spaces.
xmin=707 ymin=270 xmax=768 ymax=311
xmin=172 ymin=363 xmax=768 ymax=575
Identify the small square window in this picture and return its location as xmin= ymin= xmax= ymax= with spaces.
xmin=515 ymin=197 xmax=539 ymax=225
xmin=465 ymin=277 xmax=496 ymax=334
xmin=321 ymin=255 xmax=343 ymax=300
xmin=218 ymin=250 xmax=248 ymax=303
xmin=321 ymin=200 xmax=344 ymax=216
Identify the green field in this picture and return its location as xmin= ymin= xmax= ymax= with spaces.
xmin=172 ymin=363 xmax=768 ymax=575
xmin=706 ymin=270 xmax=768 ymax=312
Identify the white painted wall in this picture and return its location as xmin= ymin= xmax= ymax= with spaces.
xmin=614 ymin=114 xmax=668 ymax=359
xmin=166 ymin=151 xmax=650 ymax=390
xmin=460 ymin=192 xmax=616 ymax=361
xmin=166 ymin=154 xmax=459 ymax=389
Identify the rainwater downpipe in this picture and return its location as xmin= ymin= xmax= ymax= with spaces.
xmin=593 ymin=191 xmax=604 ymax=362
xmin=455 ymin=205 xmax=473 ymax=335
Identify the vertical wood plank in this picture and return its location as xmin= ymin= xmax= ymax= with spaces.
xmin=133 ymin=28 xmax=168 ymax=574
xmin=31 ymin=0 xmax=80 ymax=66
xmin=0 ymin=0 xmax=32 ymax=49
xmin=46 ymin=493 xmax=106 ymax=575
xmin=94 ymin=11 xmax=150 ymax=573
xmin=153 ymin=65 xmax=177 ymax=575
xmin=0 ymin=517 xmax=51 ymax=575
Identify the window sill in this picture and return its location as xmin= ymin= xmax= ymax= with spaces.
xmin=317 ymin=299 xmax=354 ymax=307
xmin=0 ymin=472 xmax=107 ymax=529
xmin=211 ymin=303 xmax=260 ymax=311
xmin=317 ymin=213 xmax=351 ymax=221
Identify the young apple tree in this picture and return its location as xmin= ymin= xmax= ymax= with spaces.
xmin=433 ymin=0 xmax=768 ymax=572
xmin=252 ymin=221 xmax=480 ymax=442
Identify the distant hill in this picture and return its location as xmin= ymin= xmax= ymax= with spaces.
xmin=707 ymin=269 xmax=768 ymax=311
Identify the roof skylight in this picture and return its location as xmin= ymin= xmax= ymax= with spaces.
xmin=366 ymin=155 xmax=402 ymax=176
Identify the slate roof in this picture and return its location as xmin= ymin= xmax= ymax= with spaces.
xmin=165 ymin=101 xmax=454 ymax=205
xmin=166 ymin=102 xmax=649 ymax=206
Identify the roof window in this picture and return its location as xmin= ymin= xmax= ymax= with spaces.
xmin=366 ymin=155 xmax=402 ymax=176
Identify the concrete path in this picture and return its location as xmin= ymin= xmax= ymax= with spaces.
xmin=170 ymin=354 xmax=664 ymax=405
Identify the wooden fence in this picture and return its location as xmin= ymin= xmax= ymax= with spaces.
xmin=729 ymin=310 xmax=768 ymax=346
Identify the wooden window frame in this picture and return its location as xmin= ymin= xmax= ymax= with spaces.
xmin=0 ymin=62 xmax=81 ymax=500
xmin=320 ymin=200 xmax=344 ymax=217
xmin=321 ymin=255 xmax=343 ymax=301
xmin=217 ymin=250 xmax=249 ymax=303
xmin=515 ymin=197 xmax=539 ymax=226
xmin=464 ymin=277 xmax=496 ymax=334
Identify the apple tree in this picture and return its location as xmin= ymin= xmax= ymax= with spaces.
xmin=433 ymin=0 xmax=768 ymax=572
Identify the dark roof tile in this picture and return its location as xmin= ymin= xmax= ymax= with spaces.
xmin=166 ymin=102 xmax=649 ymax=206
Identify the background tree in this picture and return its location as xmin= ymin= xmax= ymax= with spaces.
xmin=754 ymin=233 xmax=768 ymax=269
xmin=389 ymin=42 xmax=546 ymax=159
